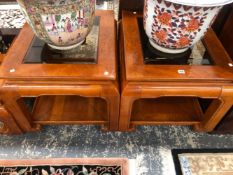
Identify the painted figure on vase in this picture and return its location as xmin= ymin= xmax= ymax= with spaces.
xmin=17 ymin=0 xmax=95 ymax=50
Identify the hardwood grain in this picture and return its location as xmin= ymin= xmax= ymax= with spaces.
xmin=213 ymin=6 xmax=233 ymax=134
xmin=0 ymin=54 xmax=5 ymax=63
xmin=131 ymin=97 xmax=203 ymax=125
xmin=0 ymin=11 xmax=116 ymax=81
xmin=0 ymin=104 xmax=23 ymax=134
xmin=121 ymin=11 xmax=233 ymax=82
xmin=32 ymin=95 xmax=108 ymax=125
xmin=0 ymin=10 xmax=119 ymax=134
xmin=119 ymin=11 xmax=233 ymax=132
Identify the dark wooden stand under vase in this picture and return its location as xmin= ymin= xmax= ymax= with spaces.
xmin=0 ymin=10 xmax=119 ymax=134
xmin=119 ymin=11 xmax=233 ymax=132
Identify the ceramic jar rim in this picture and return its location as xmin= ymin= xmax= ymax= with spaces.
xmin=24 ymin=1 xmax=80 ymax=6
xmin=163 ymin=0 xmax=233 ymax=7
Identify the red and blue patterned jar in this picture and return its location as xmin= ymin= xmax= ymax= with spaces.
xmin=144 ymin=0 xmax=233 ymax=54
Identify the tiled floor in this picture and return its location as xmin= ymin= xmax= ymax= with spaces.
xmin=1 ymin=125 xmax=233 ymax=174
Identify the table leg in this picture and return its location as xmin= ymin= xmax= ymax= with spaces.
xmin=101 ymin=83 xmax=120 ymax=131
xmin=194 ymin=86 xmax=233 ymax=132
xmin=0 ymin=105 xmax=23 ymax=134
xmin=119 ymin=87 xmax=139 ymax=131
xmin=0 ymin=90 xmax=40 ymax=133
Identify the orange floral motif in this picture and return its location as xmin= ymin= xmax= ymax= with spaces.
xmin=185 ymin=18 xmax=199 ymax=32
xmin=158 ymin=12 xmax=172 ymax=26
xmin=177 ymin=36 xmax=190 ymax=47
xmin=154 ymin=30 xmax=167 ymax=42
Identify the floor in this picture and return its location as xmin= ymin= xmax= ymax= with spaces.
xmin=1 ymin=125 xmax=233 ymax=174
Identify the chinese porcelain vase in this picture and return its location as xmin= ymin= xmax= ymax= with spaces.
xmin=144 ymin=0 xmax=233 ymax=54
xmin=17 ymin=0 xmax=95 ymax=50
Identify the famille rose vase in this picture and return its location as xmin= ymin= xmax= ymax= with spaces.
xmin=17 ymin=0 xmax=95 ymax=50
xmin=144 ymin=0 xmax=233 ymax=54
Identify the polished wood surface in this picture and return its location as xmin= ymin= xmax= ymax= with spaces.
xmin=0 ymin=11 xmax=116 ymax=81
xmin=32 ymin=95 xmax=108 ymax=124
xmin=1 ymin=8 xmax=233 ymax=134
xmin=119 ymin=11 xmax=233 ymax=132
xmin=0 ymin=54 xmax=5 ymax=63
xmin=131 ymin=97 xmax=203 ymax=125
xmin=0 ymin=79 xmax=23 ymax=134
xmin=212 ymin=6 xmax=233 ymax=134
xmin=204 ymin=29 xmax=232 ymax=67
xmin=0 ymin=104 xmax=23 ymax=134
xmin=0 ymin=10 xmax=119 ymax=134
xmin=122 ymin=11 xmax=233 ymax=82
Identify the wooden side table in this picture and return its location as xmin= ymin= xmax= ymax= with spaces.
xmin=0 ymin=10 xmax=119 ymax=134
xmin=119 ymin=11 xmax=233 ymax=132
xmin=212 ymin=5 xmax=233 ymax=134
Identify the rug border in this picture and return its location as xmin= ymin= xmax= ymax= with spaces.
xmin=172 ymin=148 xmax=233 ymax=175
xmin=0 ymin=158 xmax=129 ymax=175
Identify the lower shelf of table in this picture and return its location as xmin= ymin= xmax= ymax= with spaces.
xmin=130 ymin=97 xmax=206 ymax=125
xmin=27 ymin=95 xmax=108 ymax=125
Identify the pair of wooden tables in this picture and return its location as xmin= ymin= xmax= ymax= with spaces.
xmin=0 ymin=10 xmax=232 ymax=134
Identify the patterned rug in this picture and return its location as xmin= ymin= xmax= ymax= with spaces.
xmin=172 ymin=149 xmax=233 ymax=175
xmin=0 ymin=158 xmax=129 ymax=175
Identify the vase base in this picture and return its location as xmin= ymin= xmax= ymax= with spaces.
xmin=48 ymin=39 xmax=85 ymax=51
xmin=41 ymin=37 xmax=97 ymax=64
xmin=144 ymin=41 xmax=191 ymax=65
xmin=137 ymin=18 xmax=191 ymax=64
xmin=149 ymin=39 xmax=189 ymax=54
